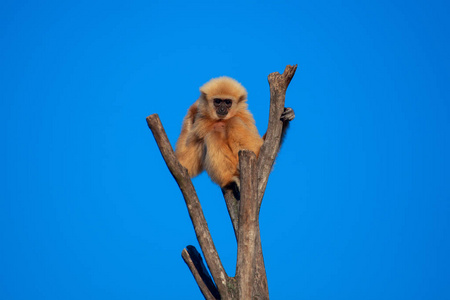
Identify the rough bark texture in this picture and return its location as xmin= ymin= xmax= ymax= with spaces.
xmin=236 ymin=151 xmax=258 ymax=300
xmin=146 ymin=64 xmax=297 ymax=299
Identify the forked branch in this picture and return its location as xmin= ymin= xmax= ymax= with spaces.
xmin=147 ymin=64 xmax=297 ymax=300
xmin=221 ymin=64 xmax=298 ymax=299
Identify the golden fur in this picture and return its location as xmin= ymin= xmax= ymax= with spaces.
xmin=175 ymin=77 xmax=263 ymax=188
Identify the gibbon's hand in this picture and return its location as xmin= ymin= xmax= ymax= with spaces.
xmin=281 ymin=107 xmax=295 ymax=122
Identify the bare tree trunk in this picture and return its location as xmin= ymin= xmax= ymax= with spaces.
xmin=146 ymin=64 xmax=297 ymax=299
xmin=236 ymin=151 xmax=259 ymax=300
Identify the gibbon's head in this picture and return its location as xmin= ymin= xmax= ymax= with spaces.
xmin=198 ymin=76 xmax=248 ymax=120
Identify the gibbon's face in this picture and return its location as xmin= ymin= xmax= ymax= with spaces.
xmin=200 ymin=94 xmax=237 ymax=120
xmin=199 ymin=76 xmax=247 ymax=120
xmin=213 ymin=97 xmax=233 ymax=119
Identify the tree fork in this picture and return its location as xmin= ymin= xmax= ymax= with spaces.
xmin=147 ymin=64 xmax=297 ymax=299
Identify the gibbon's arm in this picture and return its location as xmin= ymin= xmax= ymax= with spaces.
xmin=227 ymin=116 xmax=264 ymax=158
xmin=175 ymin=102 xmax=204 ymax=177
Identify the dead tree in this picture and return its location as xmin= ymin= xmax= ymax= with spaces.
xmin=147 ymin=65 xmax=297 ymax=299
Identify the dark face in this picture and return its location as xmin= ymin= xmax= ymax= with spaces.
xmin=213 ymin=98 xmax=233 ymax=118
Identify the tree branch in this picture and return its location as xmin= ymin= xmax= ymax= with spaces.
xmin=235 ymin=150 xmax=258 ymax=299
xmin=146 ymin=114 xmax=230 ymax=298
xmin=221 ymin=186 xmax=240 ymax=239
xmin=182 ymin=246 xmax=220 ymax=300
xmin=257 ymin=64 xmax=298 ymax=206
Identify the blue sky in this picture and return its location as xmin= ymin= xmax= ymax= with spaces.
xmin=1 ymin=0 xmax=449 ymax=299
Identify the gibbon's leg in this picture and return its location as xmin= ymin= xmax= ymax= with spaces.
xmin=203 ymin=132 xmax=238 ymax=188
xmin=223 ymin=118 xmax=263 ymax=189
xmin=175 ymin=103 xmax=204 ymax=177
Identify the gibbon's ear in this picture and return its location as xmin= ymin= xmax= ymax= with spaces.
xmin=198 ymin=92 xmax=208 ymax=104
xmin=238 ymin=94 xmax=247 ymax=102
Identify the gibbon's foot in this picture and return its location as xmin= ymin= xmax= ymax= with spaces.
xmin=281 ymin=107 xmax=295 ymax=122
xmin=223 ymin=181 xmax=241 ymax=200
xmin=231 ymin=176 xmax=240 ymax=190
xmin=232 ymin=181 xmax=240 ymax=200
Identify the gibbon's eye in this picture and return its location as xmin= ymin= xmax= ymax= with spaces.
xmin=224 ymin=99 xmax=232 ymax=107
xmin=214 ymin=98 xmax=222 ymax=105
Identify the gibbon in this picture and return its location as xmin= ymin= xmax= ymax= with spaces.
xmin=175 ymin=76 xmax=293 ymax=188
